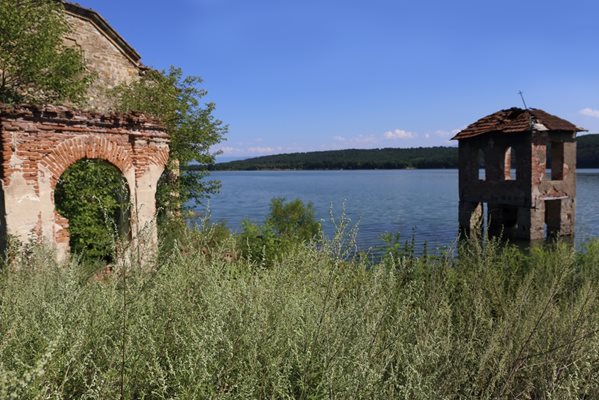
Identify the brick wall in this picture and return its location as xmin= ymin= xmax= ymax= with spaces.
xmin=0 ymin=104 xmax=169 ymax=260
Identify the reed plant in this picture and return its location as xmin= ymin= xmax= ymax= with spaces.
xmin=0 ymin=228 xmax=598 ymax=399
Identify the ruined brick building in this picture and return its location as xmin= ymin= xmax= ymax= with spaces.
xmin=0 ymin=1 xmax=169 ymax=259
xmin=453 ymin=108 xmax=584 ymax=241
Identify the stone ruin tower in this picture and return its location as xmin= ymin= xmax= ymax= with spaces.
xmin=453 ymin=108 xmax=585 ymax=241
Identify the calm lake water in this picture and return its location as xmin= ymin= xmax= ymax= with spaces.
xmin=191 ymin=170 xmax=599 ymax=253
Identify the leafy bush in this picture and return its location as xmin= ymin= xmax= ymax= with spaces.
xmin=55 ymin=159 xmax=130 ymax=261
xmin=238 ymin=198 xmax=321 ymax=266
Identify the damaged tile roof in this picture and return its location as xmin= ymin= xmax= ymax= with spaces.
xmin=452 ymin=108 xmax=586 ymax=140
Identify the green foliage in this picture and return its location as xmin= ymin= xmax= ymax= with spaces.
xmin=1 ymin=235 xmax=599 ymax=398
xmin=576 ymin=134 xmax=599 ymax=168
xmin=0 ymin=0 xmax=92 ymax=104
xmin=55 ymin=160 xmax=130 ymax=261
xmin=239 ymin=198 xmax=321 ymax=266
xmin=267 ymin=197 xmax=321 ymax=240
xmin=112 ymin=67 xmax=227 ymax=216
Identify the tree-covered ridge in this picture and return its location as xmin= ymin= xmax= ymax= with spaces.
xmin=576 ymin=134 xmax=599 ymax=168
xmin=213 ymin=146 xmax=459 ymax=170
xmin=213 ymin=134 xmax=599 ymax=170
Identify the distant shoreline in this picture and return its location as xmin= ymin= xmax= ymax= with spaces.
xmin=190 ymin=134 xmax=599 ymax=171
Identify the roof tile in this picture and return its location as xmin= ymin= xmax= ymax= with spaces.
xmin=452 ymin=108 xmax=585 ymax=140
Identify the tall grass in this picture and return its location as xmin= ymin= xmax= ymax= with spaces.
xmin=0 ymin=232 xmax=598 ymax=398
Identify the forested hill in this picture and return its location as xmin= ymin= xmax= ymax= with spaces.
xmin=213 ymin=147 xmax=459 ymax=170
xmin=576 ymin=134 xmax=599 ymax=168
xmin=212 ymin=134 xmax=599 ymax=170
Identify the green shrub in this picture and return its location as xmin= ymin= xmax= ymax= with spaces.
xmin=54 ymin=159 xmax=130 ymax=262
xmin=238 ymin=198 xmax=321 ymax=266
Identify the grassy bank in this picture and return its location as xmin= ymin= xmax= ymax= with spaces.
xmin=1 ymin=232 xmax=598 ymax=398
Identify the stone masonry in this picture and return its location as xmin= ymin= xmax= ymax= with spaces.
xmin=0 ymin=104 xmax=169 ymax=260
xmin=453 ymin=108 xmax=584 ymax=241
xmin=62 ymin=2 xmax=145 ymax=111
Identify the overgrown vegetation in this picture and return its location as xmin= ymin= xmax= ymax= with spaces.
xmin=1 ymin=226 xmax=598 ymax=398
xmin=238 ymin=197 xmax=322 ymax=266
xmin=54 ymin=160 xmax=130 ymax=261
xmin=0 ymin=0 xmax=91 ymax=104
xmin=112 ymin=67 xmax=227 ymax=218
xmin=1 ymin=1 xmax=226 ymax=261
xmin=55 ymin=68 xmax=226 ymax=262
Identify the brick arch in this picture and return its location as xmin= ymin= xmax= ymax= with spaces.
xmin=0 ymin=104 xmax=169 ymax=262
xmin=40 ymin=136 xmax=135 ymax=189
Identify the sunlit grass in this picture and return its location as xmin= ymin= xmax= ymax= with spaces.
xmin=0 ymin=230 xmax=598 ymax=399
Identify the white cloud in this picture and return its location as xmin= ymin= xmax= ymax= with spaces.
xmin=383 ymin=129 xmax=415 ymax=140
xmin=580 ymin=108 xmax=599 ymax=118
xmin=333 ymin=135 xmax=346 ymax=142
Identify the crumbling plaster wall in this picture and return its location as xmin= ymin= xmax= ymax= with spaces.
xmin=0 ymin=104 xmax=169 ymax=260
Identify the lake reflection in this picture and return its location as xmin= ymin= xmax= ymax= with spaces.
xmin=191 ymin=170 xmax=599 ymax=252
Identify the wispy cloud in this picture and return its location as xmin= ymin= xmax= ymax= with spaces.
xmin=383 ymin=129 xmax=415 ymax=140
xmin=247 ymin=146 xmax=283 ymax=154
xmin=580 ymin=108 xmax=599 ymax=118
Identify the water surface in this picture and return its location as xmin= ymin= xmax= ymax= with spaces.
xmin=192 ymin=169 xmax=599 ymax=252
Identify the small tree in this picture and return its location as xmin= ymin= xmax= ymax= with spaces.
xmin=0 ymin=0 xmax=91 ymax=104
xmin=112 ymin=67 xmax=227 ymax=218
xmin=239 ymin=198 xmax=322 ymax=266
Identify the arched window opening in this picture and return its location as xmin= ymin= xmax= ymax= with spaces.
xmin=55 ymin=159 xmax=130 ymax=262
xmin=504 ymin=146 xmax=517 ymax=180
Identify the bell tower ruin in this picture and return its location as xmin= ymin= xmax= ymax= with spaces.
xmin=453 ymin=107 xmax=585 ymax=241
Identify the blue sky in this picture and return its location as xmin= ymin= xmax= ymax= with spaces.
xmin=81 ymin=0 xmax=599 ymax=159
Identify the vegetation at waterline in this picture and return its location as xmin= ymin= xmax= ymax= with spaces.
xmin=1 ymin=218 xmax=599 ymax=398
xmin=212 ymin=134 xmax=599 ymax=170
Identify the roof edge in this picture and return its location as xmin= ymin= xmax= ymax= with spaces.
xmin=62 ymin=1 xmax=142 ymax=66
xmin=452 ymin=107 xmax=586 ymax=141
